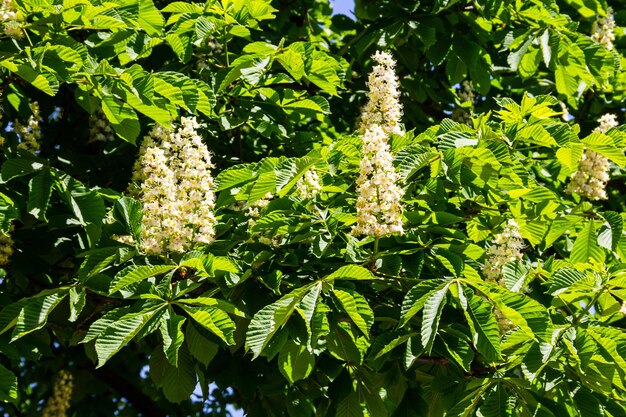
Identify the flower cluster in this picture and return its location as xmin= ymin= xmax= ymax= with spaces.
xmin=245 ymin=193 xmax=273 ymax=226
xmin=565 ymin=114 xmax=617 ymax=201
xmin=132 ymin=117 xmax=216 ymax=256
xmin=352 ymin=125 xmax=404 ymax=237
xmin=41 ymin=370 xmax=73 ymax=417
xmin=0 ymin=227 xmax=14 ymax=267
xmin=14 ymin=101 xmax=41 ymax=154
xmin=358 ymin=51 xmax=404 ymax=137
xmin=594 ymin=113 xmax=619 ymax=134
xmin=296 ymin=168 xmax=322 ymax=199
xmin=1 ymin=0 xmax=22 ymax=38
xmin=591 ymin=7 xmax=616 ymax=50
xmin=482 ymin=219 xmax=524 ymax=285
xmin=88 ymin=110 xmax=115 ymax=143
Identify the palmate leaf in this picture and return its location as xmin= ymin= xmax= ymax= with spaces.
xmin=245 ymin=286 xmax=310 ymax=359
xmin=546 ymin=268 xmax=586 ymax=296
xmin=185 ymin=322 xmax=218 ymax=367
xmin=333 ymin=288 xmax=374 ymax=337
xmin=598 ymin=211 xmax=622 ymax=251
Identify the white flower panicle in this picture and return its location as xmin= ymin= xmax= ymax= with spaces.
xmin=296 ymin=168 xmax=322 ymax=199
xmin=359 ymin=51 xmax=404 ymax=137
xmin=459 ymin=80 xmax=475 ymax=103
xmin=1 ymin=0 xmax=22 ymax=39
xmin=88 ymin=110 xmax=115 ymax=143
xmin=482 ymin=219 xmax=524 ymax=284
xmin=41 ymin=370 xmax=73 ymax=417
xmin=352 ymin=125 xmax=404 ymax=237
xmin=0 ymin=227 xmax=14 ymax=267
xmin=565 ymin=114 xmax=617 ymax=201
xmin=565 ymin=150 xmax=610 ymax=200
xmin=245 ymin=192 xmax=273 ymax=226
xmin=14 ymin=101 xmax=41 ymax=154
xmin=594 ymin=113 xmax=619 ymax=134
xmin=133 ymin=117 xmax=216 ymax=256
xmin=591 ymin=7 xmax=616 ymax=50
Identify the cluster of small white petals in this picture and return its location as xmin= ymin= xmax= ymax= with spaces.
xmin=352 ymin=125 xmax=404 ymax=237
xmin=14 ymin=101 xmax=41 ymax=154
xmin=621 ymin=301 xmax=626 ymax=315
xmin=296 ymin=168 xmax=322 ymax=199
xmin=0 ymin=227 xmax=14 ymax=267
xmin=482 ymin=220 xmax=524 ymax=284
xmin=132 ymin=117 xmax=216 ymax=256
xmin=258 ymin=235 xmax=282 ymax=248
xmin=565 ymin=150 xmax=610 ymax=200
xmin=591 ymin=8 xmax=616 ymax=50
xmin=1 ymin=0 xmax=22 ymax=39
xmin=245 ymin=193 xmax=273 ymax=226
xmin=41 ymin=370 xmax=73 ymax=417
xmin=565 ymin=115 xmax=617 ymax=201
xmin=88 ymin=110 xmax=115 ymax=143
xmin=594 ymin=113 xmax=619 ymax=134
xmin=359 ymin=51 xmax=404 ymax=137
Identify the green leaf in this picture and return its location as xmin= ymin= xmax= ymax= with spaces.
xmin=27 ymin=170 xmax=54 ymax=221
xmin=394 ymin=146 xmax=438 ymax=182
xmin=333 ymin=289 xmax=374 ymax=337
xmin=421 ymin=283 xmax=450 ymax=353
xmin=11 ymin=290 xmax=68 ymax=341
xmin=278 ymin=339 xmax=315 ymax=384
xmin=571 ymin=221 xmax=603 ymax=264
xmin=336 ymin=390 xmax=364 ymax=417
xmin=245 ymin=286 xmax=309 ymax=359
xmin=465 ymin=292 xmax=501 ymax=361
xmin=68 ymin=287 xmax=86 ymax=322
xmin=161 ymin=345 xmax=196 ymax=403
xmin=138 ymin=0 xmax=164 ymax=36
xmin=185 ymin=322 xmax=218 ymax=366
xmin=101 ymin=96 xmax=140 ymax=144
xmin=501 ymin=262 xmax=528 ymax=292
xmin=109 ymin=264 xmax=177 ymax=294
xmin=400 ymin=280 xmax=448 ymax=327
xmin=166 ymin=33 xmax=192 ymax=63
xmin=114 ymin=196 xmax=142 ymax=240
xmin=160 ymin=308 xmax=186 ymax=366
xmin=0 ymin=364 xmax=18 ymax=404
xmin=0 ymin=159 xmax=45 ymax=183
xmin=95 ymin=308 xmax=160 ymax=367
xmin=598 ymin=211 xmax=622 ymax=251
xmin=325 ymin=265 xmax=375 ymax=282
xmin=546 ymin=268 xmax=586 ymax=296
xmin=182 ymin=306 xmax=235 ymax=345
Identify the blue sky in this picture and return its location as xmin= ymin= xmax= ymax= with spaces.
xmin=330 ymin=0 xmax=355 ymax=17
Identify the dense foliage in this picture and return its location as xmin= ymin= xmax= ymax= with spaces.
xmin=1 ymin=0 xmax=626 ymax=416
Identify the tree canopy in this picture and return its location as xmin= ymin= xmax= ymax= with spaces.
xmin=1 ymin=0 xmax=626 ymax=416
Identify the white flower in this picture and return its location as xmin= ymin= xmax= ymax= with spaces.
xmin=620 ymin=301 xmax=626 ymax=315
xmin=565 ymin=114 xmax=617 ymax=201
xmin=594 ymin=113 xmax=618 ymax=134
xmin=88 ymin=110 xmax=115 ymax=143
xmin=0 ymin=227 xmax=14 ymax=267
xmin=296 ymin=168 xmax=322 ymax=199
xmin=352 ymin=125 xmax=404 ymax=237
xmin=482 ymin=219 xmax=524 ymax=284
xmin=359 ymin=51 xmax=404 ymax=137
xmin=14 ymin=101 xmax=41 ymax=154
xmin=41 ymin=370 xmax=73 ymax=417
xmin=132 ymin=117 xmax=216 ymax=256
xmin=1 ymin=0 xmax=22 ymax=39
xmin=591 ymin=8 xmax=616 ymax=50
xmin=459 ymin=80 xmax=475 ymax=103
